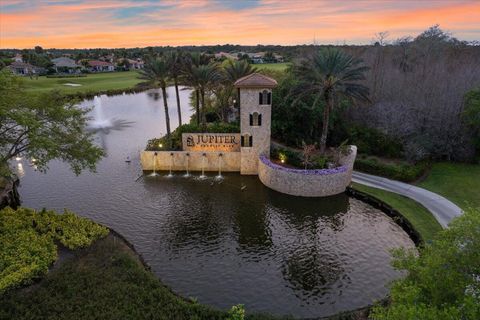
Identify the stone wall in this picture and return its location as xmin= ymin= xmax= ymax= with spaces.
xmin=140 ymin=151 xmax=241 ymax=172
xmin=258 ymin=146 xmax=357 ymax=197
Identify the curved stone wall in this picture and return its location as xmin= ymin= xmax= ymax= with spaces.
xmin=258 ymin=146 xmax=357 ymax=197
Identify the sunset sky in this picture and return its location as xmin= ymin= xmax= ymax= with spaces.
xmin=1 ymin=0 xmax=479 ymax=49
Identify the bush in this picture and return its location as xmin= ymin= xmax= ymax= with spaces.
xmin=146 ymin=122 xmax=240 ymax=151
xmin=370 ymin=208 xmax=480 ymax=320
xmin=354 ymin=157 xmax=429 ymax=182
xmin=46 ymin=74 xmax=86 ymax=78
xmin=330 ymin=123 xmax=404 ymax=158
xmin=0 ymin=207 xmax=108 ymax=294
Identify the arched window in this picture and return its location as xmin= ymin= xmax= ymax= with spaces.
xmin=241 ymin=134 xmax=253 ymax=147
xmin=259 ymin=90 xmax=271 ymax=105
xmin=249 ymin=112 xmax=262 ymax=126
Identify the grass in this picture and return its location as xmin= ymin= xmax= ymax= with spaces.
xmin=418 ymin=162 xmax=480 ymax=211
xmin=0 ymin=234 xmax=289 ymax=320
xmin=352 ymin=183 xmax=443 ymax=242
xmin=22 ymin=71 xmax=143 ymax=94
xmin=254 ymin=63 xmax=290 ymax=72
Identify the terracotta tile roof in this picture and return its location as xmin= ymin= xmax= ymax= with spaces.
xmin=234 ymin=73 xmax=278 ymax=88
xmin=88 ymin=60 xmax=113 ymax=67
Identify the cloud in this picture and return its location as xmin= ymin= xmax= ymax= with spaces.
xmin=0 ymin=0 xmax=479 ymax=48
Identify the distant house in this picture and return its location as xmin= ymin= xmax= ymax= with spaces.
xmin=88 ymin=60 xmax=115 ymax=72
xmin=52 ymin=57 xmax=79 ymax=73
xmin=7 ymin=61 xmax=43 ymax=76
xmin=13 ymin=53 xmax=23 ymax=62
xmin=214 ymin=52 xmax=238 ymax=60
xmin=126 ymin=58 xmax=144 ymax=70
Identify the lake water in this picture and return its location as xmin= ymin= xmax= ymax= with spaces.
xmin=14 ymin=87 xmax=414 ymax=319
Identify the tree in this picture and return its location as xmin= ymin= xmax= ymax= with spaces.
xmin=34 ymin=46 xmax=44 ymax=54
xmin=463 ymin=88 xmax=480 ymax=157
xmin=293 ymin=48 xmax=370 ymax=153
xmin=218 ymin=59 xmax=256 ymax=121
xmin=165 ymin=50 xmax=184 ymax=127
xmin=193 ymin=63 xmax=222 ymax=127
xmin=139 ymin=58 xmax=172 ymax=137
xmin=182 ymin=53 xmax=214 ymax=127
xmin=0 ymin=69 xmax=104 ymax=174
xmin=371 ymin=208 xmax=480 ymax=319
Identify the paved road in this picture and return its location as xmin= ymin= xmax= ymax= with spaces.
xmin=352 ymin=171 xmax=462 ymax=228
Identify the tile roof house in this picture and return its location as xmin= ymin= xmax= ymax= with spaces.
xmin=52 ymin=57 xmax=79 ymax=73
xmin=7 ymin=61 xmax=43 ymax=76
xmin=88 ymin=60 xmax=115 ymax=72
xmin=126 ymin=58 xmax=145 ymax=69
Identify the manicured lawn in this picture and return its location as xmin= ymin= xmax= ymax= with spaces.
xmin=352 ymin=183 xmax=443 ymax=242
xmin=255 ymin=63 xmax=290 ymax=72
xmin=0 ymin=234 xmax=288 ymax=320
xmin=22 ymin=71 xmax=143 ymax=94
xmin=418 ymin=162 xmax=480 ymax=211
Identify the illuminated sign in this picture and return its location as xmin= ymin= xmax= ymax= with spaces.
xmin=182 ymin=133 xmax=241 ymax=152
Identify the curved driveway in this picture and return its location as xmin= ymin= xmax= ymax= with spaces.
xmin=352 ymin=171 xmax=462 ymax=228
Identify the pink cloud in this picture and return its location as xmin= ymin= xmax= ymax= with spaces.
xmin=1 ymin=0 xmax=479 ymax=48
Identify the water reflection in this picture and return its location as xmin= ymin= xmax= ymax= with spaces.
xmin=17 ymin=89 xmax=415 ymax=318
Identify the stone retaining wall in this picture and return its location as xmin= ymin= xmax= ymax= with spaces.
xmin=258 ymin=146 xmax=357 ymax=197
xmin=140 ymin=151 xmax=241 ymax=172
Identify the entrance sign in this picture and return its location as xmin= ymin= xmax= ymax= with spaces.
xmin=182 ymin=133 xmax=241 ymax=152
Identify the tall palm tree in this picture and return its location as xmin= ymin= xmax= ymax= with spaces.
xmin=193 ymin=63 xmax=223 ymax=127
xmin=139 ymin=57 xmax=171 ymax=137
xmin=293 ymin=48 xmax=370 ymax=153
xmin=165 ymin=50 xmax=184 ymax=127
xmin=182 ymin=53 xmax=214 ymax=127
xmin=220 ymin=60 xmax=257 ymax=121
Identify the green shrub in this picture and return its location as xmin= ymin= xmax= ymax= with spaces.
xmin=146 ymin=122 xmax=240 ymax=151
xmin=330 ymin=123 xmax=404 ymax=158
xmin=354 ymin=157 xmax=429 ymax=182
xmin=0 ymin=207 xmax=108 ymax=294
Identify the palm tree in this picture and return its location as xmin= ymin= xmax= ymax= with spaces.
xmin=193 ymin=63 xmax=223 ymax=127
xmin=293 ymin=48 xmax=370 ymax=153
xmin=165 ymin=50 xmax=184 ymax=127
xmin=220 ymin=60 xmax=257 ymax=121
xmin=182 ymin=53 xmax=215 ymax=127
xmin=139 ymin=57 xmax=171 ymax=137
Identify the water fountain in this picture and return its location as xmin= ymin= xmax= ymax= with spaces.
xmin=167 ymin=153 xmax=174 ymax=177
xmin=183 ymin=153 xmax=191 ymax=177
xmin=149 ymin=152 xmax=159 ymax=177
xmin=215 ymin=153 xmax=224 ymax=181
xmin=199 ymin=153 xmax=207 ymax=180
xmin=89 ymin=96 xmax=113 ymax=131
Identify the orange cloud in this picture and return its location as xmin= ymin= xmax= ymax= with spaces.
xmin=0 ymin=0 xmax=479 ymax=48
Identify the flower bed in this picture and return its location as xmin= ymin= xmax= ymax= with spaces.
xmin=259 ymin=155 xmax=347 ymax=175
xmin=258 ymin=146 xmax=357 ymax=197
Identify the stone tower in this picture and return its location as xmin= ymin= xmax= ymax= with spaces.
xmin=234 ymin=73 xmax=278 ymax=175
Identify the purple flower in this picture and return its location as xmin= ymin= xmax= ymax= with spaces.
xmin=260 ymin=155 xmax=347 ymax=175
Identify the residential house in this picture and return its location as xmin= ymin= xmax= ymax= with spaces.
xmin=52 ymin=57 xmax=79 ymax=73
xmin=88 ymin=60 xmax=115 ymax=72
xmin=13 ymin=53 xmax=23 ymax=62
xmin=127 ymin=58 xmax=145 ymax=69
xmin=214 ymin=52 xmax=238 ymax=60
xmin=7 ymin=61 xmax=43 ymax=76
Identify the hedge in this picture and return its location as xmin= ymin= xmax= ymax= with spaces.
xmin=355 ymin=157 xmax=429 ymax=182
xmin=0 ymin=207 xmax=108 ymax=294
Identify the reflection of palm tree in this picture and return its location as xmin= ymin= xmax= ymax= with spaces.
xmin=293 ymin=48 xmax=370 ymax=153
xmin=139 ymin=58 xmax=171 ymax=137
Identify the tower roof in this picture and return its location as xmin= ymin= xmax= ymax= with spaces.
xmin=234 ymin=73 xmax=278 ymax=88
